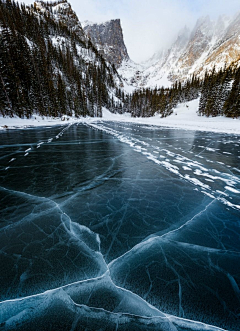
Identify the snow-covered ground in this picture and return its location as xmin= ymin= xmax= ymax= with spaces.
xmin=1 ymin=99 xmax=240 ymax=135
xmin=102 ymin=99 xmax=240 ymax=135
xmin=0 ymin=114 xmax=79 ymax=129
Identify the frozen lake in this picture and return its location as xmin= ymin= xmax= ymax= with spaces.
xmin=0 ymin=122 xmax=240 ymax=330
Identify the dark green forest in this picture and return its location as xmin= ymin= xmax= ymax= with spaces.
xmin=0 ymin=0 xmax=240 ymax=119
xmin=199 ymin=65 xmax=240 ymax=118
xmin=0 ymin=0 xmax=120 ymax=118
xmin=125 ymin=64 xmax=240 ymax=118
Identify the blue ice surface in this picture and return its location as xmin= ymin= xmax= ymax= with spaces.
xmin=0 ymin=122 xmax=239 ymax=330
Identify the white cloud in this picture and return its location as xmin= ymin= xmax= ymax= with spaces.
xmin=16 ymin=0 xmax=240 ymax=62
xmin=120 ymin=0 xmax=196 ymax=62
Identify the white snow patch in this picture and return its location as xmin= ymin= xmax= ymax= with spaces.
xmin=1 ymin=100 xmax=240 ymax=135
xmin=25 ymin=37 xmax=34 ymax=49
xmin=216 ymin=190 xmax=229 ymax=197
xmin=225 ymin=186 xmax=240 ymax=194
xmin=202 ymin=191 xmax=215 ymax=199
xmin=206 ymin=147 xmax=216 ymax=152
xmin=100 ymin=99 xmax=240 ymax=135
xmin=182 ymin=166 xmax=192 ymax=171
xmin=184 ymin=174 xmax=210 ymax=190
xmin=219 ymin=197 xmax=240 ymax=210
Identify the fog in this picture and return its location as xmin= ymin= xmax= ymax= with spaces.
xmin=17 ymin=0 xmax=240 ymax=63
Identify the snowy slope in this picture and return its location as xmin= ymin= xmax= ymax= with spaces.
xmin=101 ymin=99 xmax=240 ymax=135
xmin=1 ymin=99 xmax=240 ymax=135
xmin=119 ymin=13 xmax=240 ymax=88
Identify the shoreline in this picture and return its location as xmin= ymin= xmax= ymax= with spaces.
xmin=1 ymin=99 xmax=240 ymax=135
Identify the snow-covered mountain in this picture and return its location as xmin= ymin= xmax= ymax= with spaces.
xmin=35 ymin=0 xmax=87 ymax=41
xmin=119 ymin=26 xmax=191 ymax=88
xmin=0 ymin=0 xmax=124 ymax=118
xmin=118 ymin=14 xmax=240 ymax=88
xmin=82 ymin=19 xmax=129 ymax=68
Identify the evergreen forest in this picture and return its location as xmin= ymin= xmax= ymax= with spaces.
xmin=0 ymin=0 xmax=120 ymax=118
xmin=0 ymin=0 xmax=240 ymax=119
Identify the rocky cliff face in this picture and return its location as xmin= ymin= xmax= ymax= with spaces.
xmin=82 ymin=19 xmax=129 ymax=68
xmin=173 ymin=15 xmax=233 ymax=79
xmin=202 ymin=13 xmax=240 ymax=71
xmin=33 ymin=2 xmax=240 ymax=88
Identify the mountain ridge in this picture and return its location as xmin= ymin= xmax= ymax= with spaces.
xmin=116 ymin=13 xmax=240 ymax=88
xmin=1 ymin=0 xmax=240 ymax=120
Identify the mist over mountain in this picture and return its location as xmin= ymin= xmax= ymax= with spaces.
xmin=117 ymin=13 xmax=240 ymax=88
xmin=1 ymin=2 xmax=240 ymax=331
xmin=1 ymin=0 xmax=240 ymax=120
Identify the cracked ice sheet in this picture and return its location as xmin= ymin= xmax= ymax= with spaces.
xmin=86 ymin=122 xmax=240 ymax=329
xmin=0 ymin=123 xmax=239 ymax=330
xmin=0 ymin=273 xmax=226 ymax=331
xmin=0 ymin=186 xmax=107 ymax=300
xmin=109 ymin=238 xmax=240 ymax=330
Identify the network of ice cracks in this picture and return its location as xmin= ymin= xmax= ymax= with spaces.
xmin=0 ymin=121 xmax=239 ymax=331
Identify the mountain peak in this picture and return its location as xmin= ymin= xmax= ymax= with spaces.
xmin=82 ymin=19 xmax=120 ymax=28
xmin=82 ymin=19 xmax=129 ymax=68
xmin=191 ymin=15 xmax=214 ymax=39
xmin=35 ymin=0 xmax=70 ymax=11
xmin=34 ymin=0 xmax=86 ymax=40
xmin=118 ymin=12 xmax=240 ymax=88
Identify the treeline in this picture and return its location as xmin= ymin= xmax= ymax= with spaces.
xmin=0 ymin=0 xmax=239 ymax=120
xmin=199 ymin=64 xmax=240 ymax=118
xmin=0 ymin=0 xmax=119 ymax=118
xmin=126 ymin=76 xmax=200 ymax=117
xmin=122 ymin=64 xmax=240 ymax=119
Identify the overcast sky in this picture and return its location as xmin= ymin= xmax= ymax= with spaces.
xmin=17 ymin=0 xmax=240 ymax=62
